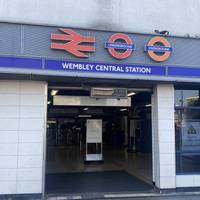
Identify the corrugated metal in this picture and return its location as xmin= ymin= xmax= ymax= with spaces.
xmin=1 ymin=22 xmax=200 ymax=83
xmin=0 ymin=22 xmax=200 ymax=68
xmin=0 ymin=23 xmax=21 ymax=55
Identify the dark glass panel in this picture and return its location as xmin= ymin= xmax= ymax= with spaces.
xmin=175 ymin=89 xmax=200 ymax=174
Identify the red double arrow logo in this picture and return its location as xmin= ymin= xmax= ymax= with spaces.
xmin=51 ymin=29 xmax=96 ymax=58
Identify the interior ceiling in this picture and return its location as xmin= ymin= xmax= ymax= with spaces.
xmin=47 ymin=90 xmax=151 ymax=118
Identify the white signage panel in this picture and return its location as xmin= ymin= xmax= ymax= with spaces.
xmin=86 ymin=119 xmax=102 ymax=143
xmin=54 ymin=96 xmax=131 ymax=107
xmin=181 ymin=121 xmax=200 ymax=151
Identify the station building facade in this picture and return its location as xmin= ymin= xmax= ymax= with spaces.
xmin=0 ymin=0 xmax=200 ymax=197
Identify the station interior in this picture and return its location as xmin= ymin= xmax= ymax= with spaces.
xmin=45 ymin=80 xmax=153 ymax=194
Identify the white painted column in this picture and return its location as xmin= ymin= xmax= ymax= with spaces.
xmin=0 ymin=80 xmax=47 ymax=194
xmin=152 ymin=84 xmax=176 ymax=189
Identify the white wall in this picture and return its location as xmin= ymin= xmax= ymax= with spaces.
xmin=152 ymin=84 xmax=176 ymax=189
xmin=0 ymin=0 xmax=200 ymax=37
xmin=176 ymin=175 xmax=200 ymax=187
xmin=0 ymin=80 xmax=47 ymax=194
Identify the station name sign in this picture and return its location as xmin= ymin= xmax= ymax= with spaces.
xmin=51 ymin=28 xmax=173 ymax=62
xmin=6 ymin=26 xmax=200 ymax=80
xmin=45 ymin=60 xmax=165 ymax=75
xmin=2 ymin=56 xmax=200 ymax=79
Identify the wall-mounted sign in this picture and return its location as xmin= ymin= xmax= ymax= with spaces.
xmin=105 ymin=33 xmax=135 ymax=59
xmin=51 ymin=28 xmax=173 ymax=62
xmin=3 ymin=56 xmax=200 ymax=79
xmin=51 ymin=29 xmax=95 ymax=58
xmin=182 ymin=122 xmax=200 ymax=151
xmin=45 ymin=59 xmax=165 ymax=75
xmin=144 ymin=36 xmax=173 ymax=62
xmin=91 ymin=87 xmax=127 ymax=99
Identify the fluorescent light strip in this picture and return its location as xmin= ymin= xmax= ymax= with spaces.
xmin=78 ymin=115 xmax=92 ymax=118
xmin=145 ymin=104 xmax=152 ymax=107
xmin=127 ymin=92 xmax=136 ymax=97
xmin=51 ymin=90 xmax=58 ymax=96
xmin=186 ymin=96 xmax=199 ymax=100
xmin=120 ymin=108 xmax=127 ymax=111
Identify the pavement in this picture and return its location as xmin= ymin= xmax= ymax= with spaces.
xmin=45 ymin=193 xmax=200 ymax=200
xmin=1 ymin=192 xmax=200 ymax=200
xmin=96 ymin=196 xmax=200 ymax=200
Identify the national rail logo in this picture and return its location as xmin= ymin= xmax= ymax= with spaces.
xmin=51 ymin=28 xmax=95 ymax=58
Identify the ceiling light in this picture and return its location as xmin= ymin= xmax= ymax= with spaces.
xmin=186 ymin=96 xmax=199 ymax=100
xmin=51 ymin=90 xmax=58 ymax=96
xmin=127 ymin=92 xmax=136 ymax=97
xmin=47 ymin=120 xmax=56 ymax=124
xmin=78 ymin=115 xmax=92 ymax=118
xmin=120 ymin=108 xmax=127 ymax=111
xmin=145 ymin=104 xmax=152 ymax=107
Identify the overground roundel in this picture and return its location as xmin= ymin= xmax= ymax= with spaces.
xmin=105 ymin=33 xmax=136 ymax=59
xmin=144 ymin=36 xmax=173 ymax=62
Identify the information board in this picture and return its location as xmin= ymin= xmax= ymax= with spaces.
xmin=86 ymin=119 xmax=102 ymax=143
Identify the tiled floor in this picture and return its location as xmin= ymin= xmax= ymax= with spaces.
xmin=46 ymin=145 xmax=152 ymax=184
xmin=45 ymin=170 xmax=153 ymax=194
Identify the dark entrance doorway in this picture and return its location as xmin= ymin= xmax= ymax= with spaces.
xmin=45 ymin=85 xmax=153 ymax=195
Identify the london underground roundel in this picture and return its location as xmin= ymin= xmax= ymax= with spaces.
xmin=105 ymin=33 xmax=136 ymax=59
xmin=144 ymin=36 xmax=173 ymax=62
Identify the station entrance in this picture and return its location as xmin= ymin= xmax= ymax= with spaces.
xmin=45 ymin=83 xmax=153 ymax=195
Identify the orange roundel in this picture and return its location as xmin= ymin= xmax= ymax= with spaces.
xmin=105 ymin=33 xmax=135 ymax=59
xmin=145 ymin=36 xmax=172 ymax=62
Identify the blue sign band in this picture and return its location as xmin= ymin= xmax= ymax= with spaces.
xmin=45 ymin=59 xmax=166 ymax=76
xmin=2 ymin=56 xmax=200 ymax=79
xmin=0 ymin=56 xmax=42 ymax=69
xmin=105 ymin=42 xmax=136 ymax=50
xmin=144 ymin=45 xmax=173 ymax=52
xmin=168 ymin=67 xmax=200 ymax=77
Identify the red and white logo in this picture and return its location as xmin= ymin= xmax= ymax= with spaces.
xmin=51 ymin=29 xmax=95 ymax=58
xmin=105 ymin=33 xmax=135 ymax=59
xmin=144 ymin=36 xmax=173 ymax=62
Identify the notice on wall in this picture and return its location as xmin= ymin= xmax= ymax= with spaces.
xmin=181 ymin=121 xmax=200 ymax=151
xmin=86 ymin=119 xmax=102 ymax=143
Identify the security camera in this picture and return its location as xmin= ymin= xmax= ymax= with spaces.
xmin=154 ymin=30 xmax=169 ymax=35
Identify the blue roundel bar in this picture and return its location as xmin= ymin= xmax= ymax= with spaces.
xmin=105 ymin=42 xmax=136 ymax=50
xmin=144 ymin=45 xmax=173 ymax=52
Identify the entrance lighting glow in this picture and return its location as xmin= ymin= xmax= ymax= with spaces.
xmin=78 ymin=115 xmax=92 ymax=118
xmin=145 ymin=104 xmax=152 ymax=107
xmin=127 ymin=92 xmax=136 ymax=97
xmin=51 ymin=90 xmax=58 ymax=96
xmin=186 ymin=96 xmax=199 ymax=100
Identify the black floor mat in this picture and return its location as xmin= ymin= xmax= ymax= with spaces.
xmin=45 ymin=170 xmax=153 ymax=194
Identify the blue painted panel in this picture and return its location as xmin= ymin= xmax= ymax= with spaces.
xmin=144 ymin=45 xmax=173 ymax=52
xmin=105 ymin=42 xmax=136 ymax=50
xmin=168 ymin=67 xmax=200 ymax=77
xmin=0 ymin=56 xmax=42 ymax=69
